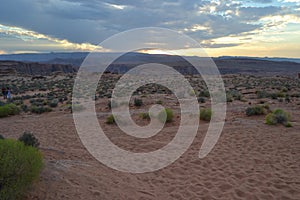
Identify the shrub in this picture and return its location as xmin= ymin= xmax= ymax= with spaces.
xmin=134 ymin=98 xmax=143 ymax=107
xmin=0 ymin=134 xmax=4 ymax=140
xmin=256 ymin=90 xmax=269 ymax=99
xmin=226 ymin=93 xmax=233 ymax=102
xmin=291 ymin=93 xmax=300 ymax=98
xmin=49 ymin=99 xmax=59 ymax=108
xmin=42 ymin=100 xmax=48 ymax=106
xmin=199 ymin=90 xmax=210 ymax=98
xmin=21 ymin=104 xmax=29 ymax=113
xmin=197 ymin=97 xmax=206 ymax=103
xmin=157 ymin=108 xmax=174 ymax=123
xmin=266 ymin=109 xmax=292 ymax=127
xmin=71 ymin=104 xmax=85 ymax=112
xmin=18 ymin=132 xmax=40 ymax=148
xmin=285 ymin=122 xmax=293 ymax=127
xmin=200 ymin=108 xmax=212 ymax=121
xmin=0 ymin=103 xmax=20 ymax=118
xmin=246 ymin=105 xmax=265 ymax=116
xmin=106 ymin=115 xmax=115 ymax=124
xmin=228 ymin=90 xmax=242 ymax=101
xmin=269 ymin=93 xmax=278 ymax=99
xmin=30 ymin=106 xmax=52 ymax=114
xmin=156 ymin=100 xmax=163 ymax=105
xmin=30 ymin=98 xmax=44 ymax=107
xmin=277 ymin=92 xmax=285 ymax=98
xmin=0 ymin=139 xmax=43 ymax=200
xmin=140 ymin=112 xmax=150 ymax=120
xmin=13 ymin=100 xmax=24 ymax=106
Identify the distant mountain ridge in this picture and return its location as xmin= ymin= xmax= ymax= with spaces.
xmin=218 ymin=56 xmax=300 ymax=64
xmin=1 ymin=52 xmax=300 ymax=65
xmin=0 ymin=52 xmax=300 ymax=76
xmin=0 ymin=52 xmax=88 ymax=64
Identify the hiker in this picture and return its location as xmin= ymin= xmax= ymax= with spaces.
xmin=1 ymin=87 xmax=6 ymax=99
xmin=6 ymin=87 xmax=11 ymax=99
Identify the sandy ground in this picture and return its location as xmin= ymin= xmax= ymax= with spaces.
xmin=1 ymin=100 xmax=300 ymax=200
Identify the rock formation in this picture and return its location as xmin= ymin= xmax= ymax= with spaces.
xmin=0 ymin=61 xmax=77 ymax=76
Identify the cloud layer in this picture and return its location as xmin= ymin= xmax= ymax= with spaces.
xmin=0 ymin=0 xmax=299 ymax=57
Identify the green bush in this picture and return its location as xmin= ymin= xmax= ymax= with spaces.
xmin=18 ymin=132 xmax=40 ymax=148
xmin=266 ymin=109 xmax=292 ymax=127
xmin=276 ymin=92 xmax=285 ymax=98
xmin=226 ymin=93 xmax=233 ymax=102
xmin=285 ymin=122 xmax=293 ymax=127
xmin=0 ymin=103 xmax=20 ymax=118
xmin=140 ymin=112 xmax=150 ymax=120
xmin=134 ymin=98 xmax=143 ymax=107
xmin=200 ymin=108 xmax=212 ymax=121
xmin=158 ymin=108 xmax=174 ymax=123
xmin=256 ymin=90 xmax=269 ymax=99
xmin=246 ymin=105 xmax=265 ymax=116
xmin=228 ymin=90 xmax=242 ymax=101
xmin=106 ymin=115 xmax=115 ymax=124
xmin=30 ymin=106 xmax=52 ymax=114
xmin=0 ymin=139 xmax=43 ymax=200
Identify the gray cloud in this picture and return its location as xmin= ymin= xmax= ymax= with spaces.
xmin=0 ymin=0 xmax=298 ymax=50
xmin=238 ymin=6 xmax=282 ymax=21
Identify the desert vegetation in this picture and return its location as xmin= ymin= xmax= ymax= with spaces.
xmin=157 ymin=108 xmax=174 ymax=123
xmin=266 ymin=109 xmax=292 ymax=127
xmin=0 ymin=103 xmax=20 ymax=118
xmin=0 ymin=133 xmax=43 ymax=200
xmin=1 ymin=71 xmax=300 ymax=199
xmin=200 ymin=108 xmax=212 ymax=121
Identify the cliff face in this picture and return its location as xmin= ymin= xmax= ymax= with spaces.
xmin=0 ymin=61 xmax=77 ymax=75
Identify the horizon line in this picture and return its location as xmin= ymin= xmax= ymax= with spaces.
xmin=0 ymin=51 xmax=300 ymax=60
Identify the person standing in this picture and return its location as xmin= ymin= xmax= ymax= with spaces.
xmin=1 ymin=87 xmax=6 ymax=99
xmin=6 ymin=87 xmax=11 ymax=99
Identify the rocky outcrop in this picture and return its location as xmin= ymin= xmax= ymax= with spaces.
xmin=0 ymin=61 xmax=77 ymax=76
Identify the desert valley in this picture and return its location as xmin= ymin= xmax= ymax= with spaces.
xmin=0 ymin=53 xmax=300 ymax=199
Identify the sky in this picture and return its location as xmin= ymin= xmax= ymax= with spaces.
xmin=0 ymin=0 xmax=299 ymax=58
